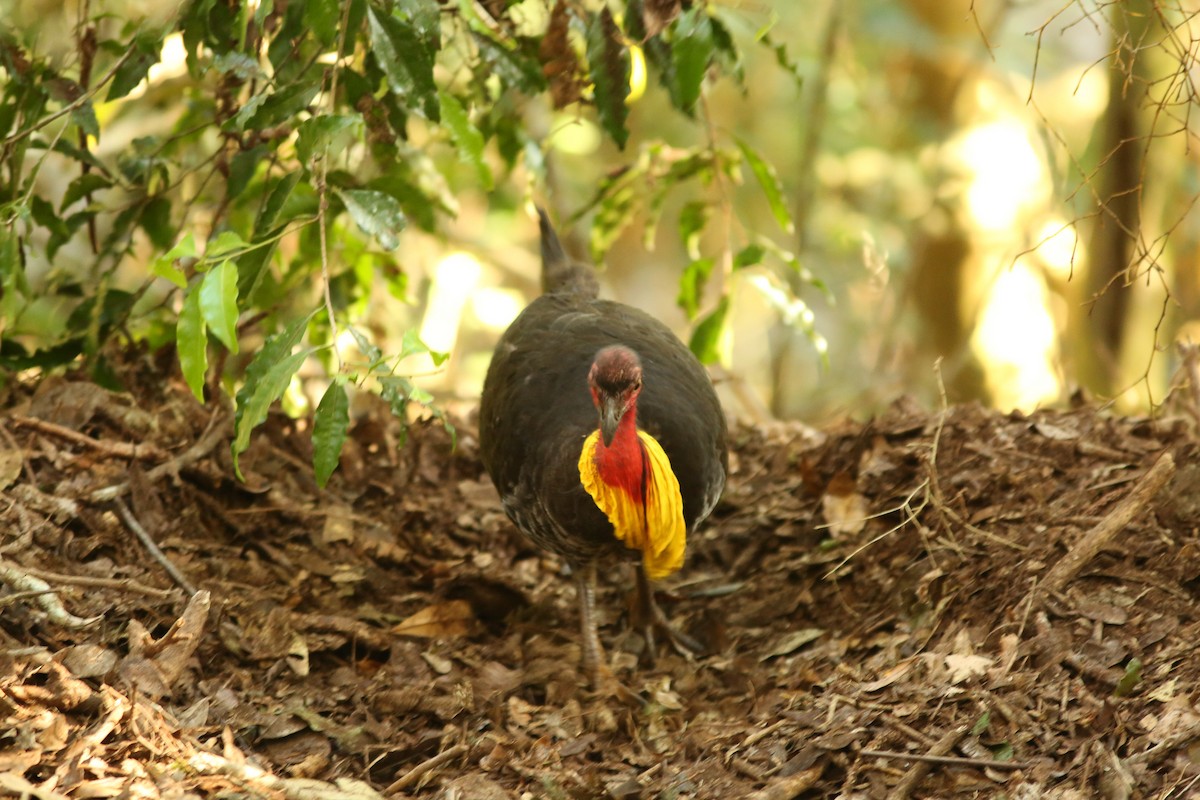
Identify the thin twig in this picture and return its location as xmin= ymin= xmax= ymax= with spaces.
xmin=883 ymin=726 xmax=969 ymax=800
xmin=89 ymin=411 xmax=230 ymax=503
xmin=384 ymin=743 xmax=468 ymax=795
xmin=2 ymin=49 xmax=134 ymax=147
xmin=21 ymin=565 xmax=177 ymax=599
xmin=0 ymin=558 xmax=102 ymax=628
xmin=1036 ymin=450 xmax=1175 ymax=599
xmin=865 ymin=748 xmax=1027 ymax=772
xmin=114 ymin=498 xmax=197 ymax=595
xmin=12 ymin=414 xmax=168 ymax=460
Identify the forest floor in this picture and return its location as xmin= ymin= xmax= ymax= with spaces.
xmin=3 ymin=359 xmax=1200 ymax=800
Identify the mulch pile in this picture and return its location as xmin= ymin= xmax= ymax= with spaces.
xmin=2 ymin=366 xmax=1200 ymax=799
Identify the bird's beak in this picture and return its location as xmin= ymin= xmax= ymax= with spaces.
xmin=598 ymin=394 xmax=624 ymax=447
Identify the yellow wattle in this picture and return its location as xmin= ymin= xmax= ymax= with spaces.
xmin=577 ymin=429 xmax=686 ymax=579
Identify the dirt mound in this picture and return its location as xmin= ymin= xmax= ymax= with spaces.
xmin=2 ymin=373 xmax=1198 ymax=798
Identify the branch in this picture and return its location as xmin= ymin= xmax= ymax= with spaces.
xmin=0 ymin=558 xmax=103 ymax=628
xmin=1036 ymin=450 xmax=1175 ymax=599
xmin=2 ymin=49 xmax=135 ymax=147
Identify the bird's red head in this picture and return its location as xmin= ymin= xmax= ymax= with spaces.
xmin=587 ymin=345 xmax=642 ymax=447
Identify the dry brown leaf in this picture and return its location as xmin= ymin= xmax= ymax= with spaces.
xmin=861 ymin=659 xmax=916 ymax=692
xmin=760 ymin=628 xmax=824 ymax=661
xmin=942 ymin=653 xmax=993 ymax=684
xmin=821 ymin=473 xmax=868 ymax=538
xmin=0 ymin=449 xmax=22 ymax=489
xmin=539 ymin=0 xmax=583 ymax=108
xmin=392 ymin=599 xmax=474 ymax=639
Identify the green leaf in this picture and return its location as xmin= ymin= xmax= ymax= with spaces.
xmin=313 ymin=380 xmax=350 ymax=488
xmin=709 ymin=12 xmax=745 ymax=85
xmin=229 ymin=83 xmax=319 ymax=131
xmin=61 ymin=173 xmax=112 ymax=211
xmin=733 ymin=243 xmax=765 ymax=270
xmin=107 ymin=32 xmax=161 ymax=101
xmin=399 ymin=329 xmax=448 ymax=366
xmin=199 ymin=260 xmax=240 ymax=352
xmin=231 ymin=346 xmax=315 ymax=480
xmin=367 ymin=3 xmax=440 ymax=121
xmin=153 ymin=232 xmax=198 ymax=288
xmin=228 ymin=145 xmax=266 ymax=199
xmin=348 ymin=324 xmax=386 ymax=368
xmin=336 ymin=188 xmax=406 ymax=250
xmin=473 ymin=34 xmax=547 ymax=94
xmin=677 ymin=257 xmax=714 ymax=320
xmin=31 ymin=195 xmax=70 ymax=242
xmin=177 ymin=282 xmax=208 ymax=401
xmin=213 ymin=51 xmax=265 ymax=81
xmin=438 ymin=92 xmax=493 ymax=191
xmin=305 ymin=0 xmax=341 ymax=45
xmin=668 ymin=8 xmax=714 ymax=115
xmin=688 ymin=294 xmax=729 ymax=364
xmin=0 ymin=226 xmax=28 ymax=301
xmin=970 ymin=712 xmax=991 ymax=736
xmin=257 ymin=171 xmax=302 ymax=233
xmin=737 ymin=137 xmax=794 ymax=235
xmin=1114 ymin=658 xmax=1142 ymax=697
xmin=296 ymin=114 xmax=363 ymax=165
xmin=586 ymin=6 xmax=630 ymax=149
xmin=71 ymin=103 xmax=100 ymax=140
xmin=207 ymin=230 xmax=249 ymax=260
xmin=234 ymin=311 xmax=316 ymax=445
xmin=0 ymin=338 xmax=85 ymax=371
xmin=140 ymin=196 xmax=174 ymax=250
xmin=678 ymin=200 xmax=710 ymax=259
xmin=237 ymin=172 xmax=302 ymax=300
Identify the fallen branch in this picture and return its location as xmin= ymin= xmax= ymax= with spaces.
xmin=12 ymin=414 xmax=169 ymax=461
xmin=745 ymin=765 xmax=824 ymax=800
xmin=114 ymin=499 xmax=197 ymax=595
xmin=863 ymin=749 xmax=1027 ymax=771
xmin=0 ymin=559 xmax=102 ymax=628
xmin=90 ymin=411 xmax=231 ymax=503
xmin=21 ymin=566 xmax=177 ymax=599
xmin=1036 ymin=451 xmax=1175 ymax=599
xmin=384 ymin=743 xmax=468 ymax=795
xmin=884 ymin=726 xmax=967 ymax=800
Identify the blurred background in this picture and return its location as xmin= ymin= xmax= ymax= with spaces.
xmin=433 ymin=0 xmax=1200 ymax=424
xmin=5 ymin=0 xmax=1200 ymax=427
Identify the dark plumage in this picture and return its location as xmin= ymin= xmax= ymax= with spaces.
xmin=478 ymin=208 xmax=727 ymax=684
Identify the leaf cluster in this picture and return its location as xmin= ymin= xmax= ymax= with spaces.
xmin=0 ymin=0 xmax=822 ymax=484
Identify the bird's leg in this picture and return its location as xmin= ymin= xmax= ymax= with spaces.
xmin=635 ymin=565 xmax=705 ymax=662
xmin=576 ymin=562 xmax=606 ymax=685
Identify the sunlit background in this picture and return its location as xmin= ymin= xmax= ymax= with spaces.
xmin=7 ymin=0 xmax=1200 ymax=425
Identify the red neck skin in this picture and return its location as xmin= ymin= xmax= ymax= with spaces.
xmin=593 ymin=403 xmax=646 ymax=500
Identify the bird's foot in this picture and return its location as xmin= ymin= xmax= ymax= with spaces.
xmin=585 ymin=661 xmax=647 ymax=707
xmin=635 ymin=566 xmax=705 ymax=665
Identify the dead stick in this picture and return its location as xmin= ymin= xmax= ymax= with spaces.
xmin=864 ymin=749 xmax=1028 ymax=771
xmin=21 ymin=566 xmax=177 ymax=599
xmin=1038 ymin=451 xmax=1175 ymax=597
xmin=746 ymin=765 xmax=824 ymax=800
xmin=114 ymin=499 xmax=197 ymax=595
xmin=384 ymin=744 xmax=468 ymax=795
xmin=0 ymin=559 xmax=102 ymax=628
xmin=12 ymin=415 xmax=168 ymax=460
xmin=884 ymin=726 xmax=968 ymax=800
xmin=90 ymin=412 xmax=230 ymax=503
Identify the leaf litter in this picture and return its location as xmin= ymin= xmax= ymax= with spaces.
xmin=2 ymin=365 xmax=1200 ymax=798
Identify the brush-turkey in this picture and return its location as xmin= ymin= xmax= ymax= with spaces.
xmin=479 ymin=208 xmax=728 ymax=685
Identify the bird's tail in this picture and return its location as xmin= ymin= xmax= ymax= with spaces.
xmin=538 ymin=206 xmax=599 ymax=298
